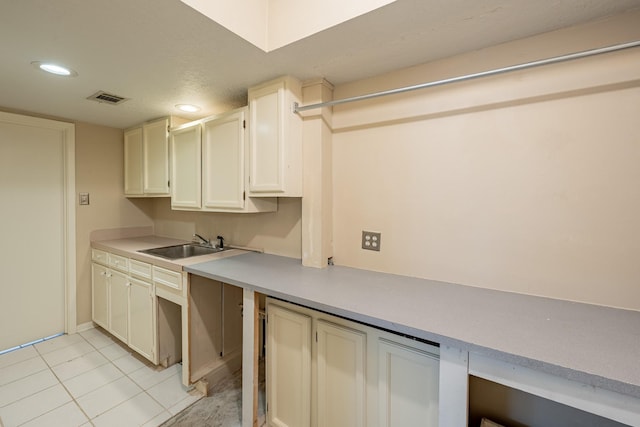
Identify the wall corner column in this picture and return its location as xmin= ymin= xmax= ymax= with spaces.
xmin=301 ymin=78 xmax=334 ymax=268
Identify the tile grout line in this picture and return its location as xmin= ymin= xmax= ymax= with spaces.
xmin=2 ymin=328 xmax=198 ymax=427
xmin=31 ymin=332 xmax=96 ymax=427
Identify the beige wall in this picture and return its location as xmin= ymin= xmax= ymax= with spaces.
xmin=75 ymin=122 xmax=154 ymax=324
xmin=331 ymin=10 xmax=640 ymax=310
xmin=150 ymin=197 xmax=302 ymax=258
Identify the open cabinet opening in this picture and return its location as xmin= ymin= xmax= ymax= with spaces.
xmin=468 ymin=376 xmax=628 ymax=427
xmin=157 ymin=296 xmax=182 ymax=367
xmin=188 ymin=275 xmax=244 ymax=388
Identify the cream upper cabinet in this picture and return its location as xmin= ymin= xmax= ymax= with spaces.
xmin=316 ymin=320 xmax=367 ymax=427
xmin=170 ymin=108 xmax=276 ymax=213
xmin=125 ymin=116 xmax=187 ymax=197
xmin=170 ymin=122 xmax=202 ymax=209
xmin=267 ymin=303 xmax=312 ymax=427
xmin=124 ymin=127 xmax=144 ymax=195
xmin=143 ymin=118 xmax=170 ymax=194
xmin=202 ymin=110 xmax=245 ymax=209
xmin=248 ymin=76 xmax=303 ymax=197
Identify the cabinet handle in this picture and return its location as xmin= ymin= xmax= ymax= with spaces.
xmin=100 ymin=271 xmax=106 ymax=276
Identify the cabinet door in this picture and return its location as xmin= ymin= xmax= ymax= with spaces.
xmin=124 ymin=127 xmax=143 ymax=195
xmin=267 ymin=304 xmax=312 ymax=427
xmin=128 ymin=277 xmax=155 ymax=363
xmin=91 ymin=263 xmax=109 ymax=329
xmin=143 ymin=118 xmax=170 ymax=194
xmin=109 ymin=270 xmax=129 ymax=343
xmin=248 ymin=77 xmax=302 ymax=197
xmin=249 ymin=82 xmax=284 ymax=193
xmin=202 ymin=110 xmax=245 ymax=209
xmin=378 ymin=338 xmax=439 ymax=427
xmin=170 ymin=123 xmax=202 ymax=209
xmin=316 ymin=320 xmax=366 ymax=427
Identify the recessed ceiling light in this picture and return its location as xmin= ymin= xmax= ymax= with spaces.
xmin=31 ymin=61 xmax=78 ymax=77
xmin=176 ymin=104 xmax=201 ymax=113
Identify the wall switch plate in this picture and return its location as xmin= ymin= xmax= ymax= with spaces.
xmin=362 ymin=231 xmax=381 ymax=251
xmin=79 ymin=192 xmax=90 ymax=205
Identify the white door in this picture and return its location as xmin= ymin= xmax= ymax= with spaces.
xmin=0 ymin=112 xmax=75 ymax=351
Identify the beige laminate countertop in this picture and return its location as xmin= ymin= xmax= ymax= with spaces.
xmin=91 ymin=235 xmax=247 ymax=272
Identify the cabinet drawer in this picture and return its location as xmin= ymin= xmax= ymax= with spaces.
xmin=91 ymin=249 xmax=108 ymax=265
xmin=130 ymin=259 xmax=152 ymax=281
xmin=153 ymin=266 xmax=182 ymax=290
xmin=108 ymin=253 xmax=129 ymax=272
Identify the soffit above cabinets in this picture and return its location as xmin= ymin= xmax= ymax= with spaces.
xmin=0 ymin=0 xmax=638 ymax=128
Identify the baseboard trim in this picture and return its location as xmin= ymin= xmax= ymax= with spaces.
xmin=76 ymin=321 xmax=95 ymax=332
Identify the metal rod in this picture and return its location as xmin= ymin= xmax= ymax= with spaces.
xmin=293 ymin=40 xmax=640 ymax=113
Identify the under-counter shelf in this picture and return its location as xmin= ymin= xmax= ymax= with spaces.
xmin=468 ymin=376 xmax=627 ymax=427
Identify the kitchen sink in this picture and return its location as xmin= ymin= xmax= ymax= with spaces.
xmin=138 ymin=243 xmax=224 ymax=260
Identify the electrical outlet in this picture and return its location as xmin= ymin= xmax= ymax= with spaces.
xmin=362 ymin=231 xmax=381 ymax=251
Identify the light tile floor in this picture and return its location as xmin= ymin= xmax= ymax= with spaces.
xmin=0 ymin=327 xmax=201 ymax=427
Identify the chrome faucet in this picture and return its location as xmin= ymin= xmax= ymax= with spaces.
xmin=193 ymin=233 xmax=212 ymax=247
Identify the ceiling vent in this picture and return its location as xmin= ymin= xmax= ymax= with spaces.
xmin=87 ymin=91 xmax=129 ymax=105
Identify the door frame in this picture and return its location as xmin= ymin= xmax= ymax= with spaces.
xmin=0 ymin=111 xmax=76 ymax=335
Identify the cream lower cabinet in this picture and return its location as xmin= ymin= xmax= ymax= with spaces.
xmin=108 ymin=270 xmax=129 ymax=343
xmin=378 ymin=339 xmax=439 ymax=426
xmin=266 ymin=304 xmax=312 ymax=427
xmin=266 ymin=299 xmax=439 ymax=427
xmin=316 ymin=320 xmax=366 ymax=427
xmin=91 ymin=249 xmax=156 ymax=363
xmin=91 ymin=263 xmax=109 ymax=329
xmin=128 ymin=277 xmax=155 ymax=361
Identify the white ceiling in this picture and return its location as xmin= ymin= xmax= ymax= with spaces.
xmin=1 ymin=0 xmax=639 ymax=129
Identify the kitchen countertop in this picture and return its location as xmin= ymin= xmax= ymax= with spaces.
xmin=184 ymin=251 xmax=640 ymax=401
xmin=92 ymin=235 xmax=247 ymax=272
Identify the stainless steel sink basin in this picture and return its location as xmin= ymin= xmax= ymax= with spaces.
xmin=138 ymin=243 xmax=224 ymax=260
